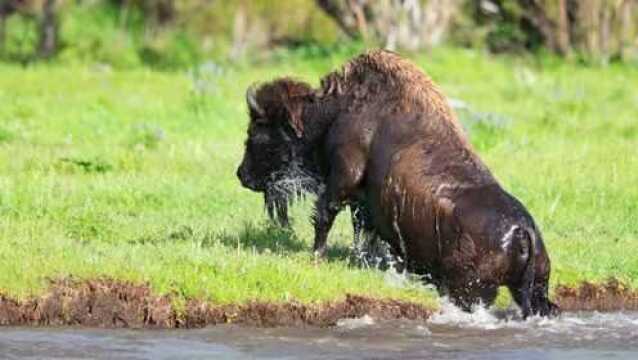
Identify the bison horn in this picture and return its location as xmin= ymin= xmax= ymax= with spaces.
xmin=246 ymin=85 xmax=264 ymax=116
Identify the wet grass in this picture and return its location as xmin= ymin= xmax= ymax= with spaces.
xmin=0 ymin=48 xmax=636 ymax=308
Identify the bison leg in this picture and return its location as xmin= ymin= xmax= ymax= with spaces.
xmin=275 ymin=199 xmax=289 ymax=227
xmin=454 ymin=286 xmax=498 ymax=312
xmin=312 ymin=190 xmax=341 ymax=257
xmin=350 ymin=201 xmax=365 ymax=245
xmin=350 ymin=201 xmax=397 ymax=269
xmin=350 ymin=199 xmax=375 ymax=247
xmin=312 ymin=148 xmax=366 ymax=257
xmin=508 ymin=285 xmax=533 ymax=319
xmin=530 ymin=244 xmax=560 ymax=317
xmin=264 ymin=192 xmax=290 ymax=228
xmin=531 ymin=281 xmax=560 ymax=317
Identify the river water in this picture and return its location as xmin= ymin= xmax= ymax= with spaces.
xmin=1 ymin=304 xmax=637 ymax=359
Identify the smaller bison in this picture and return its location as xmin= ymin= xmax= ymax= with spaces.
xmin=237 ymin=50 xmax=558 ymax=318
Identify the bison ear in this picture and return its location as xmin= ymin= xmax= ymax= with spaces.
xmin=284 ymin=101 xmax=304 ymax=138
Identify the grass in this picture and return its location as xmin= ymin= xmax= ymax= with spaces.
xmin=0 ymin=48 xmax=636 ymax=309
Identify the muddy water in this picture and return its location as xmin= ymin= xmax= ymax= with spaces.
xmin=2 ymin=307 xmax=637 ymax=359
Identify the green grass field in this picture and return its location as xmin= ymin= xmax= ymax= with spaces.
xmin=1 ymin=48 xmax=636 ymax=308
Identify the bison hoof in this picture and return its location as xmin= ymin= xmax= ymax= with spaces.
xmin=543 ymin=301 xmax=561 ymax=317
xmin=533 ymin=299 xmax=561 ymax=318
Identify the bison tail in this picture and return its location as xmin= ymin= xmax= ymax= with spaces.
xmin=519 ymin=227 xmax=537 ymax=318
xmin=507 ymin=226 xmax=537 ymax=319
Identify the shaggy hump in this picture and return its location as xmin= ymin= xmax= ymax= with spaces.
xmin=319 ymin=49 xmax=466 ymax=139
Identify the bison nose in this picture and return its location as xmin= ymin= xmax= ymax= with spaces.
xmin=236 ymin=166 xmax=248 ymax=184
xmin=237 ymin=166 xmax=258 ymax=191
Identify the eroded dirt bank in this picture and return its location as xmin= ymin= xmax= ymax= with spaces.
xmin=1 ymin=278 xmax=637 ymax=328
xmin=554 ymin=278 xmax=638 ymax=311
xmin=0 ymin=279 xmax=431 ymax=328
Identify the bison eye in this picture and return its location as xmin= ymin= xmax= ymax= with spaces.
xmin=254 ymin=119 xmax=269 ymax=127
xmin=251 ymin=131 xmax=271 ymax=144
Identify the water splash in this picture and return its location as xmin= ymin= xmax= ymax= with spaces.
xmin=382 ymin=268 xmax=435 ymax=295
xmin=414 ymin=325 xmax=432 ymax=337
xmin=336 ymin=315 xmax=375 ymax=329
xmin=267 ymin=165 xmax=321 ymax=205
xmin=429 ymin=297 xmax=523 ymax=330
xmin=429 ymin=295 xmax=638 ymax=341
xmin=351 ymin=230 xmax=397 ymax=270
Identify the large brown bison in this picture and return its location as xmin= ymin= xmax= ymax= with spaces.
xmin=236 ymin=50 xmax=558 ymax=318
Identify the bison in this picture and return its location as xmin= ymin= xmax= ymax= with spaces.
xmin=237 ymin=80 xmax=380 ymax=262
xmin=236 ymin=50 xmax=558 ymax=318
xmin=240 ymin=140 xmax=385 ymax=266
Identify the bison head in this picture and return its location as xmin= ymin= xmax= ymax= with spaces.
xmin=236 ymin=79 xmax=321 ymax=223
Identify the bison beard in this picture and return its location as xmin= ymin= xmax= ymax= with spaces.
xmin=236 ymin=50 xmax=559 ymax=318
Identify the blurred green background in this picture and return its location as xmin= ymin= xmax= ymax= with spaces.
xmin=1 ymin=0 xmax=638 ymax=69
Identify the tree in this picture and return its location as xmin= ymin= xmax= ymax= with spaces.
xmin=37 ymin=0 xmax=57 ymax=58
xmin=480 ymin=0 xmax=638 ymax=62
xmin=315 ymin=0 xmax=460 ymax=51
xmin=0 ymin=0 xmax=60 ymax=59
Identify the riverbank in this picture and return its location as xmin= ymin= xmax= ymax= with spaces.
xmin=0 ymin=278 xmax=432 ymax=328
xmin=1 ymin=48 xmax=636 ymax=319
xmin=1 ymin=278 xmax=637 ymax=328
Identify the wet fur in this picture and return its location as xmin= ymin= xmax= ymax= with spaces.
xmin=237 ymin=50 xmax=558 ymax=317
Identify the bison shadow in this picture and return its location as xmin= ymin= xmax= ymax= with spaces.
xmin=214 ymin=222 xmax=351 ymax=261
